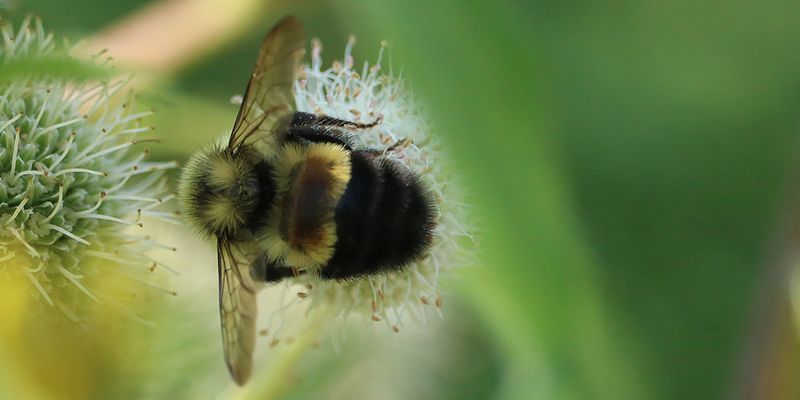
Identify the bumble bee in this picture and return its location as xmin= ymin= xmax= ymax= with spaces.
xmin=178 ymin=16 xmax=436 ymax=385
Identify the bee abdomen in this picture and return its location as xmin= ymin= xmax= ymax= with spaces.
xmin=323 ymin=151 xmax=436 ymax=280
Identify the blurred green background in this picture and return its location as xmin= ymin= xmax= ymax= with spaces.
xmin=6 ymin=0 xmax=800 ymax=399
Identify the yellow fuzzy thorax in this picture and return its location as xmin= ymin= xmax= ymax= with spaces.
xmin=260 ymin=142 xmax=352 ymax=269
xmin=178 ymin=145 xmax=259 ymax=238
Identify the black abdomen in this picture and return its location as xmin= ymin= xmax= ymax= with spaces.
xmin=321 ymin=151 xmax=436 ymax=280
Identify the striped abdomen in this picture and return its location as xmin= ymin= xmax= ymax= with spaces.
xmin=321 ymin=150 xmax=437 ymax=280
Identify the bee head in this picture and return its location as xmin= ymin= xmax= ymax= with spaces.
xmin=179 ymin=144 xmax=273 ymax=239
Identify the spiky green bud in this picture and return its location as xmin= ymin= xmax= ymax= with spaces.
xmin=0 ymin=18 xmax=176 ymax=321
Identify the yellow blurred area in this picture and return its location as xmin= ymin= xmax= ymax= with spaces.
xmin=0 ymin=253 xmax=160 ymax=400
xmin=0 ymin=252 xmax=32 ymax=341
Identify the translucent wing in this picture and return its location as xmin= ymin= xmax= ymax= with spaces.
xmin=217 ymin=238 xmax=262 ymax=385
xmin=228 ymin=16 xmax=306 ymax=152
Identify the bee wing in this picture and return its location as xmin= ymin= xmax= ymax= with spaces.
xmin=228 ymin=16 xmax=306 ymax=152
xmin=217 ymin=238 xmax=262 ymax=385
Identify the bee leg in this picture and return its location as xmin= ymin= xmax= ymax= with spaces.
xmin=288 ymin=125 xmax=355 ymax=150
xmin=265 ymin=264 xmax=298 ymax=283
xmin=315 ymin=114 xmax=383 ymax=130
xmin=384 ymin=137 xmax=412 ymax=154
xmin=291 ymin=111 xmax=382 ymax=130
xmin=251 ymin=255 xmax=296 ymax=284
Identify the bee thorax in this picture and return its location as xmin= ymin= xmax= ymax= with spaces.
xmin=179 ymin=146 xmax=274 ymax=238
